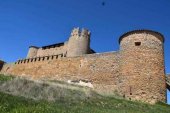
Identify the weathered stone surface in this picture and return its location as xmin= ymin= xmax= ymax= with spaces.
xmin=27 ymin=28 xmax=93 ymax=58
xmin=0 ymin=29 xmax=167 ymax=104
xmin=1 ymin=52 xmax=120 ymax=96
xmin=119 ymin=31 xmax=166 ymax=104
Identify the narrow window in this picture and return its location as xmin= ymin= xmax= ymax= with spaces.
xmin=61 ymin=54 xmax=63 ymax=57
xmin=64 ymin=52 xmax=67 ymax=57
xmin=56 ymin=55 xmax=58 ymax=59
xmin=47 ymin=57 xmax=49 ymax=60
xmin=135 ymin=42 xmax=141 ymax=46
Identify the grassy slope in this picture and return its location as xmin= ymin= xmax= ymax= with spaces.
xmin=0 ymin=75 xmax=14 ymax=82
xmin=0 ymin=74 xmax=170 ymax=113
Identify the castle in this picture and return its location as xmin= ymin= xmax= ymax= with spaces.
xmin=0 ymin=28 xmax=169 ymax=104
xmin=26 ymin=28 xmax=95 ymax=58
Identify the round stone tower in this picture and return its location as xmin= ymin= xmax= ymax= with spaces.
xmin=67 ymin=28 xmax=91 ymax=57
xmin=119 ymin=30 xmax=166 ymax=104
xmin=27 ymin=46 xmax=39 ymax=58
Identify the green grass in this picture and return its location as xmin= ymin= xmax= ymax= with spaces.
xmin=0 ymin=92 xmax=170 ymax=113
xmin=0 ymin=74 xmax=170 ymax=113
xmin=0 ymin=74 xmax=14 ymax=82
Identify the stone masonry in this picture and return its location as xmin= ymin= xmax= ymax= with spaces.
xmin=27 ymin=28 xmax=95 ymax=58
xmin=0 ymin=28 xmax=168 ymax=104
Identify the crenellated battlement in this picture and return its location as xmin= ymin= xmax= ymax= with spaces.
xmin=15 ymin=53 xmax=66 ymax=65
xmin=81 ymin=28 xmax=91 ymax=37
xmin=67 ymin=28 xmax=91 ymax=57
xmin=71 ymin=27 xmax=90 ymax=37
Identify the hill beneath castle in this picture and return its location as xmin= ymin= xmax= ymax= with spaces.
xmin=0 ymin=74 xmax=170 ymax=113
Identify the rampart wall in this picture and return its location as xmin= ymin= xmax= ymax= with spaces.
xmin=0 ymin=29 xmax=167 ymax=104
xmin=119 ymin=31 xmax=166 ymax=103
xmin=1 ymin=52 xmax=120 ymax=95
xmin=36 ymin=44 xmax=67 ymax=57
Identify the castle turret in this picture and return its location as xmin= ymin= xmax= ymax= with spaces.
xmin=119 ymin=30 xmax=166 ymax=104
xmin=27 ymin=46 xmax=39 ymax=58
xmin=67 ymin=28 xmax=91 ymax=57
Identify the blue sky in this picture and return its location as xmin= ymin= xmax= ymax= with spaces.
xmin=0 ymin=0 xmax=169 ymax=104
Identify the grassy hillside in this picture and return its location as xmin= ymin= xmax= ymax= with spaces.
xmin=0 ymin=91 xmax=170 ymax=113
xmin=0 ymin=74 xmax=14 ymax=82
xmin=0 ymin=74 xmax=170 ymax=113
xmin=0 ymin=75 xmax=96 ymax=101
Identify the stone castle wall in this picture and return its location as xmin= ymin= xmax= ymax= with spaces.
xmin=1 ymin=52 xmax=120 ymax=95
xmin=67 ymin=28 xmax=91 ymax=57
xmin=36 ymin=43 xmax=67 ymax=57
xmin=0 ymin=29 xmax=167 ymax=104
xmin=27 ymin=43 xmax=67 ymax=58
xmin=119 ymin=31 xmax=166 ymax=103
xmin=27 ymin=28 xmax=92 ymax=58
xmin=27 ymin=46 xmax=39 ymax=58
xmin=0 ymin=63 xmax=15 ymax=75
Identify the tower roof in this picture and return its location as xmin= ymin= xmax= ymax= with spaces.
xmin=42 ymin=42 xmax=64 ymax=49
xmin=119 ymin=29 xmax=165 ymax=44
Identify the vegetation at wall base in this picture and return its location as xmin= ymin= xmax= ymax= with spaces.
xmin=0 ymin=92 xmax=169 ymax=113
xmin=0 ymin=74 xmax=14 ymax=83
xmin=0 ymin=74 xmax=170 ymax=113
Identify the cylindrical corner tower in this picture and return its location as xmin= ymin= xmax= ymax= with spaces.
xmin=67 ymin=28 xmax=90 ymax=57
xmin=27 ymin=46 xmax=39 ymax=58
xmin=119 ymin=30 xmax=166 ymax=104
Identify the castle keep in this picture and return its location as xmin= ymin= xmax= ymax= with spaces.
xmin=0 ymin=28 xmax=169 ymax=104
xmin=27 ymin=28 xmax=95 ymax=58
